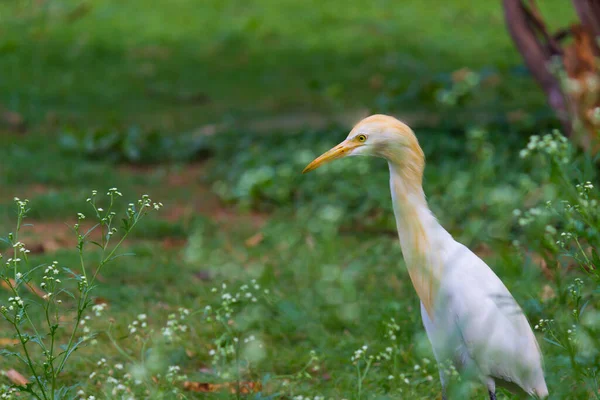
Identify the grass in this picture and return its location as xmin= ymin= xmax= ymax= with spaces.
xmin=0 ymin=1 xmax=597 ymax=399
xmin=0 ymin=0 xmax=574 ymax=130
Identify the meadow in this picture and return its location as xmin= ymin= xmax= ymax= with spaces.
xmin=0 ymin=1 xmax=599 ymax=399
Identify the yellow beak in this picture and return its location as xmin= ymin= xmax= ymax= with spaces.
xmin=302 ymin=141 xmax=360 ymax=174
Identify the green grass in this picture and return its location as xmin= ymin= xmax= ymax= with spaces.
xmin=0 ymin=1 xmax=597 ymax=399
xmin=0 ymin=0 xmax=574 ymax=130
xmin=1 ymin=121 xmax=597 ymax=398
xmin=0 ymin=200 xmax=550 ymax=399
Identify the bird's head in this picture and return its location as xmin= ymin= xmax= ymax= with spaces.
xmin=302 ymin=114 xmax=425 ymax=180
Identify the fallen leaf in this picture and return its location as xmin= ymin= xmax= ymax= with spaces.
xmin=58 ymin=311 xmax=78 ymax=323
xmin=185 ymin=349 xmax=195 ymax=358
xmin=183 ymin=382 xmax=214 ymax=392
xmin=0 ymin=338 xmax=19 ymax=347
xmin=451 ymin=67 xmax=473 ymax=83
xmin=4 ymin=369 xmax=28 ymax=386
xmin=93 ymin=297 xmax=110 ymax=306
xmin=0 ymin=280 xmax=12 ymax=292
xmin=473 ymin=243 xmax=493 ymax=258
xmin=528 ymin=252 xmax=554 ymax=280
xmin=0 ymin=105 xmax=26 ymax=133
xmin=245 ymin=232 xmax=264 ymax=248
xmin=183 ymin=381 xmax=261 ymax=394
xmin=162 ymin=237 xmax=186 ymax=249
xmin=40 ymin=239 xmax=62 ymax=253
xmin=27 ymin=243 xmax=45 ymax=254
xmin=540 ymin=284 xmax=556 ymax=302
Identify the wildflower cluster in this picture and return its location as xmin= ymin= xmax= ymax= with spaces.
xmin=138 ymin=194 xmax=163 ymax=212
xmin=384 ymin=317 xmax=400 ymax=341
xmin=574 ymin=181 xmax=598 ymax=210
xmin=0 ymin=385 xmax=20 ymax=399
xmin=534 ymin=318 xmax=555 ymax=333
xmin=207 ymin=332 xmax=264 ymax=373
xmin=508 ymin=118 xmax=600 ymax=396
xmin=373 ymin=318 xmax=401 ymax=363
xmin=512 ymin=207 xmax=551 ymax=228
xmin=92 ymin=303 xmax=108 ymax=317
xmin=556 ymin=231 xmax=574 ymax=248
xmin=203 ymin=280 xmax=271 ymax=381
xmin=351 ymin=345 xmax=371 ymax=365
xmin=129 ymin=313 xmax=148 ymax=335
xmin=519 ymin=131 xmax=571 ymax=163
xmin=208 ymin=280 xmax=267 ymax=322
xmin=568 ymin=278 xmax=584 ymax=300
xmin=77 ymin=355 xmax=189 ymax=399
xmin=165 ymin=365 xmax=188 ymax=383
xmin=2 ymin=295 xmax=25 ymax=321
xmin=387 ymin=356 xmax=440 ymax=391
xmin=567 ymin=325 xmax=578 ymax=343
xmin=12 ymin=241 xmax=30 ymax=257
xmin=0 ymin=189 xmax=161 ymax=399
xmin=78 ymin=314 xmax=94 ymax=343
xmin=438 ymin=360 xmax=460 ymax=382
xmin=7 ymin=296 xmax=24 ymax=310
xmin=40 ymin=261 xmax=61 ymax=296
xmin=349 ymin=317 xmax=441 ymax=396
xmin=4 ymin=249 xmax=23 ymax=270
xmin=13 ymin=197 xmax=29 ymax=215
xmin=576 ymin=181 xmax=594 ymax=199
xmin=162 ymin=308 xmax=189 ymax=342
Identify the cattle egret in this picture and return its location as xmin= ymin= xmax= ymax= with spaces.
xmin=302 ymin=115 xmax=548 ymax=399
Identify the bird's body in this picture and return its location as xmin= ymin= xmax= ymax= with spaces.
xmin=303 ymin=114 xmax=548 ymax=398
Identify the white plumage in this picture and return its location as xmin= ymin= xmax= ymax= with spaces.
xmin=303 ymin=114 xmax=548 ymax=399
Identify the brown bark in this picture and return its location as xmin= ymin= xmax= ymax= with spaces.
xmin=502 ymin=0 xmax=571 ymax=133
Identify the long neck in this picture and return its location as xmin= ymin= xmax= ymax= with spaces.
xmin=388 ymin=162 xmax=448 ymax=317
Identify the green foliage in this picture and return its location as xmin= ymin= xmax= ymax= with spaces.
xmin=2 ymin=127 xmax=600 ymax=399
xmin=205 ymin=126 xmax=531 ymax=245
xmin=1 ymin=0 xmax=598 ymax=399
xmin=59 ymin=127 xmax=210 ymax=164
xmin=201 ymin=126 xmax=600 ymax=398
xmin=208 ymin=127 xmax=395 ymax=233
xmin=0 ymin=190 xmax=163 ymax=399
xmin=0 ymin=0 xmax=573 ymax=129
xmin=511 ymin=133 xmax=600 ymax=399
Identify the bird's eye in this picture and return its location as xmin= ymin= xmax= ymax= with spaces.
xmin=357 ymin=134 xmax=367 ymax=142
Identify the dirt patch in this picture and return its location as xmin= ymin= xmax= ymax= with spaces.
xmin=12 ymin=220 xmax=98 ymax=254
xmin=122 ymin=162 xmax=269 ymax=230
xmin=2 ymin=184 xmax=55 ymax=203
xmin=5 ymin=162 xmax=268 ymax=254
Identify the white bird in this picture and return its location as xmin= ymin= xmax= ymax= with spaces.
xmin=302 ymin=114 xmax=548 ymax=399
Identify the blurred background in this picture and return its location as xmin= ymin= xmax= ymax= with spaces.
xmin=1 ymin=1 xmax=599 ymax=399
